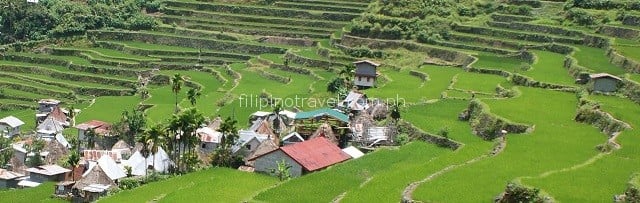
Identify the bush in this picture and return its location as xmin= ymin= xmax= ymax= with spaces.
xmin=119 ymin=178 xmax=141 ymax=190
xmin=394 ymin=133 xmax=410 ymax=145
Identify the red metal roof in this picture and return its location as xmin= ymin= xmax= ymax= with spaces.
xmin=279 ymin=137 xmax=350 ymax=172
xmin=76 ymin=120 xmax=112 ymax=136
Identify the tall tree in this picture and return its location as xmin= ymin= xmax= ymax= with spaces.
xmin=85 ymin=128 xmax=97 ymax=150
xmin=171 ymin=74 xmax=184 ymax=112
xmin=168 ymin=108 xmax=205 ymax=173
xmin=68 ymin=105 xmax=77 ymax=127
xmin=187 ymin=87 xmax=202 ymax=106
xmin=121 ymin=108 xmax=146 ymax=146
xmin=212 ymin=116 xmax=239 ymax=167
xmin=26 ymin=139 xmax=45 ymax=167
xmin=66 ymin=150 xmax=80 ymax=181
xmin=137 ymin=132 xmax=151 ymax=175
xmin=339 ymin=64 xmax=356 ymax=89
xmin=0 ymin=132 xmax=13 ymax=168
xmin=145 ymin=123 xmax=167 ymax=172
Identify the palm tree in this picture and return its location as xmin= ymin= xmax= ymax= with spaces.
xmin=144 ymin=123 xmax=167 ymax=173
xmin=137 ymin=133 xmax=150 ymax=175
xmin=171 ymin=74 xmax=184 ymax=112
xmin=67 ymin=150 xmax=80 ymax=181
xmin=272 ymin=104 xmax=284 ymax=145
xmin=187 ymin=87 xmax=202 ymax=106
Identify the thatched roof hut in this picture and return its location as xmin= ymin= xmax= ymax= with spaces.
xmin=111 ymin=140 xmax=132 ymax=156
xmin=309 ymin=123 xmax=338 ymax=145
xmin=44 ymin=139 xmax=69 ymax=165
xmin=72 ymin=165 xmax=115 ymax=191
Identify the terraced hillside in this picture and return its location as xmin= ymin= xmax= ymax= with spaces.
xmin=3 ymin=0 xmax=640 ymax=202
xmin=0 ymin=0 xmax=370 ymax=126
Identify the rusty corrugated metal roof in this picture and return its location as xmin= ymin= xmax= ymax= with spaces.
xmin=280 ymin=137 xmax=350 ymax=172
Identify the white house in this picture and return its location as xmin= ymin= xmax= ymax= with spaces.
xmin=353 ymin=60 xmax=380 ymax=88
xmin=0 ymin=116 xmax=25 ymax=137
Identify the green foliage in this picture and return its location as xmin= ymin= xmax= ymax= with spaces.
xmin=121 ymin=108 xmax=146 ymax=146
xmin=119 ymin=177 xmax=141 ymax=190
xmin=498 ymin=182 xmax=549 ymax=203
xmin=0 ymin=0 xmax=158 ymax=44
xmin=211 ymin=116 xmax=242 ymax=168
xmin=327 ymin=77 xmax=346 ymax=93
xmin=438 ymin=126 xmax=450 ymax=138
xmin=394 ymin=133 xmax=410 ymax=145
xmin=270 ymin=159 xmax=292 ymax=181
xmin=25 ymin=139 xmax=45 ymax=167
xmin=0 ymin=134 xmax=13 ymax=167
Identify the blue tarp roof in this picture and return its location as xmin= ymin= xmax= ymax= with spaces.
xmin=294 ymin=108 xmax=349 ymax=123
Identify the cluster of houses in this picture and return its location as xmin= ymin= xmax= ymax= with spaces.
xmin=0 ymin=60 xmax=391 ymax=201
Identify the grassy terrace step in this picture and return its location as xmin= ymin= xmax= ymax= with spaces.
xmin=0 ymin=99 xmax=33 ymax=106
xmin=490 ymin=13 xmax=536 ymax=22
xmin=161 ymin=14 xmax=337 ymax=34
xmin=487 ymin=21 xmax=585 ymax=38
xmin=453 ymin=24 xmax=584 ymax=45
xmin=3 ymin=73 xmax=135 ymax=96
xmin=87 ymin=30 xmax=287 ymax=55
xmin=164 ymin=1 xmax=358 ymax=21
xmin=50 ymin=47 xmax=160 ymax=62
xmin=4 ymin=52 xmax=142 ymax=78
xmin=1 ymin=89 xmax=60 ymax=102
xmin=0 ymin=74 xmax=75 ymax=99
xmin=430 ymin=39 xmax=517 ymax=54
xmin=278 ymin=0 xmax=370 ymax=8
xmin=180 ymin=22 xmax=331 ymax=39
xmin=154 ymin=25 xmax=240 ymax=41
xmin=0 ymin=61 xmax=137 ymax=88
xmin=148 ymin=55 xmax=245 ymax=65
xmin=96 ymin=41 xmax=253 ymax=61
xmin=0 ymin=73 xmax=70 ymax=92
xmin=162 ymin=7 xmax=346 ymax=29
xmin=148 ymin=61 xmax=213 ymax=70
xmin=273 ymin=1 xmax=365 ymax=13
xmin=448 ymin=31 xmax=543 ymax=50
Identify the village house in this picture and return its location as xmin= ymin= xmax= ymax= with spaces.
xmin=233 ymin=130 xmax=270 ymax=156
xmin=0 ymin=168 xmax=26 ymax=189
xmin=589 ymin=73 xmax=623 ymax=92
xmin=72 ymin=165 xmax=116 ymax=202
xmin=353 ymin=60 xmax=380 ymax=88
xmin=0 ymin=116 xmax=25 ymax=137
xmin=340 ymin=91 xmax=369 ymax=112
xmin=36 ymin=117 xmax=65 ymax=139
xmin=76 ymin=120 xmax=114 ymax=149
xmin=341 ymin=146 xmax=365 ymax=159
xmin=122 ymin=151 xmax=146 ymax=176
xmin=250 ymin=137 xmax=351 ymax=177
xmin=144 ymin=147 xmax=171 ymax=173
xmin=196 ymin=119 xmax=222 ymax=153
xmin=281 ymin=132 xmax=305 ymax=145
xmin=294 ymin=108 xmax=350 ymax=127
xmin=25 ymin=164 xmax=71 ymax=183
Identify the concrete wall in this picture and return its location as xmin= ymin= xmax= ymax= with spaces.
xmin=354 ymin=76 xmax=375 ymax=87
xmin=0 ymin=124 xmax=20 ymax=137
xmin=593 ymin=78 xmax=619 ymax=92
xmin=30 ymin=173 xmax=64 ymax=183
xmin=200 ymin=142 xmax=218 ymax=153
xmin=254 ymin=150 xmax=303 ymax=177
xmin=0 ymin=180 xmax=6 ymax=189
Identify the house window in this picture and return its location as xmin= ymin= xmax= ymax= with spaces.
xmin=246 ymin=144 xmax=251 ymax=149
xmin=358 ymin=76 xmax=362 ymax=81
xmin=201 ymin=143 xmax=206 ymax=148
xmin=367 ymin=77 xmax=370 ymax=82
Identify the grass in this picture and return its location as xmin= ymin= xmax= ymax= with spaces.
xmin=526 ymin=50 xmax=576 ymax=86
xmin=453 ymin=72 xmax=507 ymax=94
xmin=573 ymin=45 xmax=626 ymax=75
xmin=76 ymin=95 xmax=142 ymax=124
xmin=0 ymin=182 xmax=66 ymax=203
xmin=252 ymin=141 xmax=454 ymax=202
xmin=365 ymin=65 xmax=462 ymax=103
xmin=412 ymin=87 xmax=607 ymax=202
xmin=100 ymin=168 xmax=277 ymax=203
xmin=472 ymin=53 xmax=524 ymax=71
xmin=613 ymin=44 xmax=640 ymax=63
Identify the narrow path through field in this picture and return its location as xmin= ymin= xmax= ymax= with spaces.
xmin=401 ymin=137 xmax=506 ymax=202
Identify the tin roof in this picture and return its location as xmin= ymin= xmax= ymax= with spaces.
xmin=255 ymin=137 xmax=350 ymax=172
xmin=294 ymin=108 xmax=349 ymax=123
xmin=26 ymin=164 xmax=71 ymax=176
xmin=0 ymin=116 xmax=25 ymax=128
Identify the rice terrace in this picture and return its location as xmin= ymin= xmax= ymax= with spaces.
xmin=0 ymin=0 xmax=640 ymax=202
